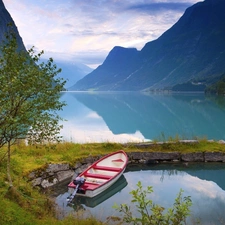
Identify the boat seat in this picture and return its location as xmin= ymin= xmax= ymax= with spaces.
xmin=84 ymin=173 xmax=112 ymax=180
xmin=83 ymin=182 xmax=100 ymax=190
xmin=93 ymin=165 xmax=122 ymax=172
xmin=112 ymin=159 xmax=124 ymax=162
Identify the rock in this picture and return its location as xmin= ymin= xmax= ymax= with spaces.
xmin=128 ymin=152 xmax=144 ymax=160
xmin=143 ymin=152 xmax=180 ymax=161
xmin=74 ymin=162 xmax=82 ymax=169
xmin=41 ymin=178 xmax=58 ymax=188
xmin=204 ymin=152 xmax=225 ymax=162
xmin=57 ymin=170 xmax=74 ymax=182
xmin=28 ymin=171 xmax=36 ymax=180
xmin=181 ymin=152 xmax=204 ymax=162
xmin=46 ymin=163 xmax=69 ymax=173
xmin=31 ymin=177 xmax=42 ymax=186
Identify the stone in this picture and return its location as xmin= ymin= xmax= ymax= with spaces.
xmin=41 ymin=178 xmax=58 ymax=188
xmin=128 ymin=152 xmax=144 ymax=160
xmin=57 ymin=170 xmax=74 ymax=182
xmin=31 ymin=177 xmax=42 ymax=186
xmin=204 ymin=152 xmax=225 ymax=162
xmin=144 ymin=152 xmax=180 ymax=161
xmin=181 ymin=152 xmax=204 ymax=162
xmin=46 ymin=163 xmax=69 ymax=173
xmin=74 ymin=162 xmax=82 ymax=169
xmin=28 ymin=171 xmax=36 ymax=180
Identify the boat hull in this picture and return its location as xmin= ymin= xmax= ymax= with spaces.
xmin=68 ymin=150 xmax=128 ymax=198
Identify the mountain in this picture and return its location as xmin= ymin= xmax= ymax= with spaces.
xmin=40 ymin=59 xmax=93 ymax=89
xmin=71 ymin=0 xmax=225 ymax=91
xmin=0 ymin=0 xmax=25 ymax=51
xmin=0 ymin=0 xmax=92 ymax=89
xmin=69 ymin=46 xmax=141 ymax=91
xmin=58 ymin=61 xmax=93 ymax=89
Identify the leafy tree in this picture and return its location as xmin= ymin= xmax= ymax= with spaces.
xmin=114 ymin=181 xmax=192 ymax=225
xmin=0 ymin=29 xmax=66 ymax=186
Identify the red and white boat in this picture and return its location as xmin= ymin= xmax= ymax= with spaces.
xmin=67 ymin=150 xmax=128 ymax=201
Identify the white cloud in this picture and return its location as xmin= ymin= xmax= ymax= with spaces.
xmin=3 ymin=0 xmax=200 ymax=67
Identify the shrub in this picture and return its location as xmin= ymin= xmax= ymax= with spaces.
xmin=114 ymin=181 xmax=192 ymax=225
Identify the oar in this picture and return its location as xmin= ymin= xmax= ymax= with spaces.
xmin=67 ymin=177 xmax=86 ymax=204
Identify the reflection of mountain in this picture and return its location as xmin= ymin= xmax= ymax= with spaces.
xmin=72 ymin=92 xmax=225 ymax=140
xmin=127 ymin=163 xmax=225 ymax=191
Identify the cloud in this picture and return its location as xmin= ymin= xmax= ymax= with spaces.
xmin=125 ymin=2 xmax=193 ymax=14
xmin=3 ymin=0 xmax=200 ymax=67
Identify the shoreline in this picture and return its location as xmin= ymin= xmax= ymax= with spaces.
xmin=29 ymin=147 xmax=225 ymax=189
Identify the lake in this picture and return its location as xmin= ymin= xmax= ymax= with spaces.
xmin=59 ymin=92 xmax=225 ymax=143
xmin=55 ymin=92 xmax=225 ymax=224
xmin=53 ymin=163 xmax=225 ymax=224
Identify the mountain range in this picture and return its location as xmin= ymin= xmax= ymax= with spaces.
xmin=70 ymin=0 xmax=225 ymax=92
xmin=40 ymin=59 xmax=93 ymax=89
xmin=1 ymin=0 xmax=225 ymax=92
xmin=0 ymin=0 xmax=92 ymax=87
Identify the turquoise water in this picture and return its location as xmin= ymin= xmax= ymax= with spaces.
xmin=53 ymin=163 xmax=225 ymax=224
xmin=55 ymin=92 xmax=225 ymax=224
xmin=59 ymin=92 xmax=225 ymax=143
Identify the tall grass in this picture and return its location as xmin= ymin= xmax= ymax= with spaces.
xmin=1 ymin=140 xmax=225 ymax=224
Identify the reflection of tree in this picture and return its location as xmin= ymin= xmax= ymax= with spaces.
xmin=150 ymin=170 xmax=185 ymax=182
xmin=206 ymin=95 xmax=225 ymax=111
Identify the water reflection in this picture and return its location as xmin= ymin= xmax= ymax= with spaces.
xmin=53 ymin=163 xmax=225 ymax=224
xmin=72 ymin=175 xmax=127 ymax=208
xmin=59 ymin=92 xmax=225 ymax=143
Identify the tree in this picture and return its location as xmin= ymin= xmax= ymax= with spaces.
xmin=0 ymin=29 xmax=66 ymax=187
xmin=114 ymin=181 xmax=192 ymax=225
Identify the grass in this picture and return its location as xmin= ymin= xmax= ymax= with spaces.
xmin=1 ymin=139 xmax=225 ymax=224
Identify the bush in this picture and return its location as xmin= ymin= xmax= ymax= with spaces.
xmin=114 ymin=181 xmax=192 ymax=225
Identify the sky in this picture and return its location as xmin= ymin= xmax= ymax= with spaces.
xmin=3 ymin=0 xmax=200 ymax=68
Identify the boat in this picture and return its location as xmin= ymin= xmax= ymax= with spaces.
xmin=73 ymin=175 xmax=128 ymax=208
xmin=67 ymin=150 xmax=128 ymax=201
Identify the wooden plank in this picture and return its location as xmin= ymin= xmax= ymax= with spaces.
xmin=93 ymin=165 xmax=121 ymax=172
xmin=85 ymin=173 xmax=112 ymax=180
xmin=112 ymin=159 xmax=124 ymax=162
xmin=84 ymin=182 xmax=100 ymax=190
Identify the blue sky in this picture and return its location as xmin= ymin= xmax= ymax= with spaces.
xmin=3 ymin=0 xmax=200 ymax=68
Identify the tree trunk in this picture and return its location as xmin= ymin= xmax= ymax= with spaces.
xmin=7 ymin=141 xmax=13 ymax=187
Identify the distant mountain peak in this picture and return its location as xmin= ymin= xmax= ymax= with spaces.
xmin=70 ymin=0 xmax=225 ymax=92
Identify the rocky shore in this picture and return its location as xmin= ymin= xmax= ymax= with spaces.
xmin=28 ymin=149 xmax=225 ymax=189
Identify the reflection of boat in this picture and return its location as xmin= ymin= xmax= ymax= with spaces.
xmin=68 ymin=150 xmax=128 ymax=199
xmin=74 ymin=174 xmax=128 ymax=208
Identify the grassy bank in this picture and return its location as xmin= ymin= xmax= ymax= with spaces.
xmin=0 ymin=140 xmax=225 ymax=224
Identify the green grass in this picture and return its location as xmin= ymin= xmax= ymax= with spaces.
xmin=1 ymin=140 xmax=225 ymax=224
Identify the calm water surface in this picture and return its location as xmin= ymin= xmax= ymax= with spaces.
xmin=53 ymin=163 xmax=225 ymax=224
xmin=59 ymin=92 xmax=225 ymax=143
xmin=56 ymin=92 xmax=225 ymax=224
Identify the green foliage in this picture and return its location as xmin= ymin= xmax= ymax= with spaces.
xmin=114 ymin=181 xmax=192 ymax=225
xmin=205 ymin=73 xmax=225 ymax=95
xmin=0 ymin=27 xmax=66 ymax=147
xmin=0 ymin=26 xmax=66 ymax=185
